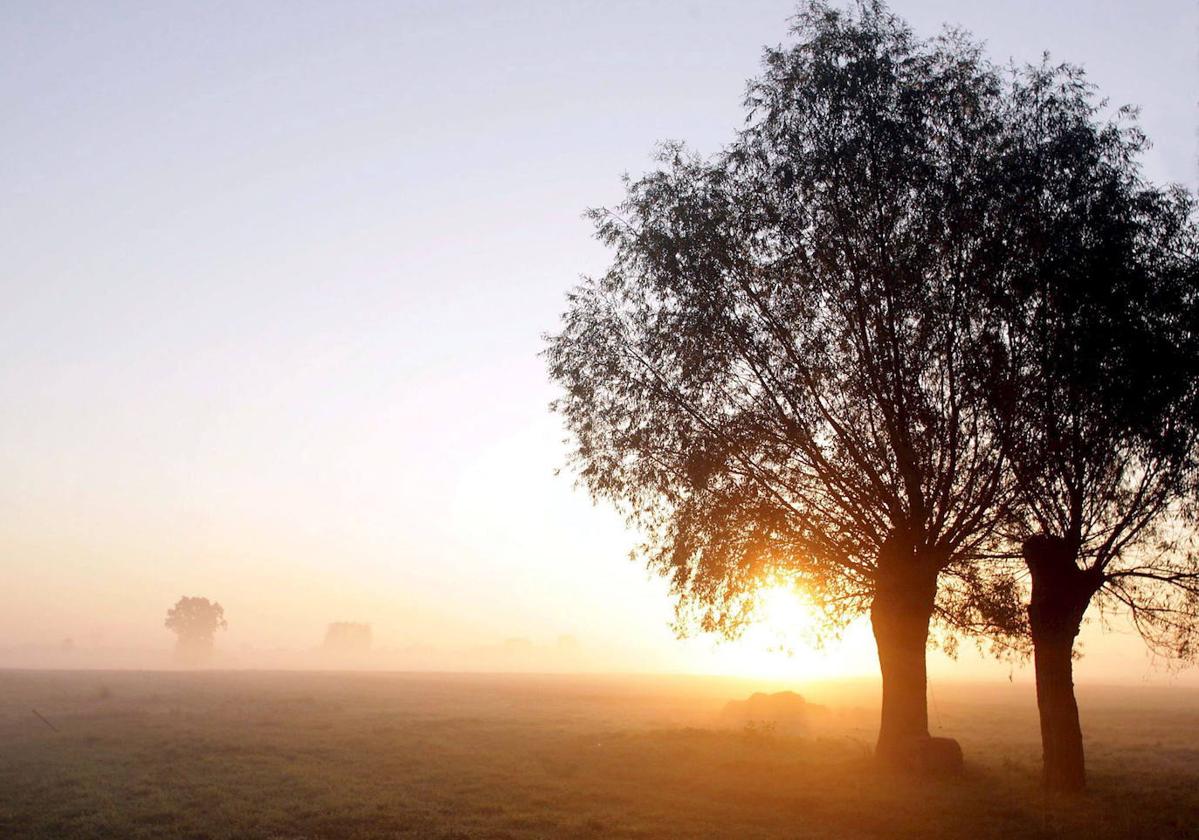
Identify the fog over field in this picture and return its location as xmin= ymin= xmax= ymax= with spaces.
xmin=3 ymin=672 xmax=1198 ymax=839
xmin=3 ymin=0 xmax=1199 ymax=835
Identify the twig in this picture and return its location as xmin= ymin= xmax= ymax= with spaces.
xmin=32 ymin=709 xmax=58 ymax=732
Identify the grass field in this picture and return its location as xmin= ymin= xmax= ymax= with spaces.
xmin=0 ymin=671 xmax=1196 ymax=839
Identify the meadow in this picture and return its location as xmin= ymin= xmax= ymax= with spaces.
xmin=0 ymin=670 xmax=1196 ymax=839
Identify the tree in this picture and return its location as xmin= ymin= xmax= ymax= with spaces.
xmin=546 ymin=1 xmax=1022 ymax=768
xmin=990 ymin=61 xmax=1199 ymax=793
xmin=164 ymin=596 xmax=227 ymax=666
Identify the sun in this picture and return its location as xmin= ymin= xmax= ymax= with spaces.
xmin=691 ymin=584 xmax=879 ymax=681
xmin=755 ymin=585 xmax=820 ymax=639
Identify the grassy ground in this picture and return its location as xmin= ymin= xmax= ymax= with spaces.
xmin=0 ymin=671 xmax=1195 ymax=839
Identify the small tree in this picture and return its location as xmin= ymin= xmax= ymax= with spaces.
xmin=164 ymin=596 xmax=227 ymax=666
xmin=547 ymin=1 xmax=1023 ymax=767
xmin=991 ymin=61 xmax=1199 ymax=792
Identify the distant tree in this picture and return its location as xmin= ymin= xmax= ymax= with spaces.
xmin=164 ymin=596 xmax=227 ymax=666
xmin=989 ymin=61 xmax=1199 ymax=793
xmin=547 ymin=1 xmax=1024 ymax=768
xmin=323 ymin=622 xmax=373 ymax=654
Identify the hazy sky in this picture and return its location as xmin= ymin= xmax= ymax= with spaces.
xmin=3 ymin=1 xmax=1197 ymax=682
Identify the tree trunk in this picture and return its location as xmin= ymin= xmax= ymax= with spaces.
xmin=1031 ymin=624 xmax=1085 ymax=792
xmin=871 ymin=531 xmax=942 ymax=767
xmin=1023 ymin=534 xmax=1098 ymax=794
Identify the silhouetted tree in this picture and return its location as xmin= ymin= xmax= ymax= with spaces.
xmin=989 ymin=61 xmax=1199 ymax=793
xmin=164 ymin=596 xmax=227 ymax=666
xmin=547 ymin=1 xmax=1023 ymax=768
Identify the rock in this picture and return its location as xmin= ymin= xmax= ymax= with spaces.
xmin=720 ymin=691 xmax=827 ymax=731
xmin=882 ymin=735 xmax=964 ymax=775
xmin=920 ymin=736 xmax=964 ymax=774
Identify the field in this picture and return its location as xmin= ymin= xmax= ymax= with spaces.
xmin=0 ymin=671 xmax=1196 ymax=839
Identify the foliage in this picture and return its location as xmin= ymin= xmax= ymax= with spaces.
xmin=990 ymin=59 xmax=1199 ymax=659
xmin=546 ymin=0 xmax=1020 ymax=641
xmin=163 ymin=596 xmax=227 ymax=645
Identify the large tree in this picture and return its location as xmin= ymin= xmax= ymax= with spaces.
xmin=991 ymin=61 xmax=1199 ymax=793
xmin=547 ymin=1 xmax=1022 ymax=767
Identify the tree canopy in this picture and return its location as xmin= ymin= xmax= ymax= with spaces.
xmin=164 ymin=596 xmax=227 ymax=645
xmin=546 ymin=0 xmax=1019 ymax=643
xmin=993 ymin=59 xmax=1199 ymax=658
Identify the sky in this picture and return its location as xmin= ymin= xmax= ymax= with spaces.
xmin=2 ymin=0 xmax=1197 ymax=683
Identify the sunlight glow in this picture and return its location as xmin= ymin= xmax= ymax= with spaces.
xmin=694 ymin=585 xmax=880 ymax=681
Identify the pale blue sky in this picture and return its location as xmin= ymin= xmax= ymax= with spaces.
xmin=1 ymin=1 xmax=1196 ymax=680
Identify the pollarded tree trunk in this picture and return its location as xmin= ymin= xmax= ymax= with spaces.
xmin=1023 ymin=534 xmax=1099 ymax=794
xmin=872 ymin=590 xmax=934 ymax=760
xmin=1030 ymin=623 xmax=1085 ymax=791
xmin=871 ymin=531 xmax=946 ymax=768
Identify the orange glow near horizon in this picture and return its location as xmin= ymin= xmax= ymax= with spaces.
xmin=692 ymin=585 xmax=880 ymax=681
